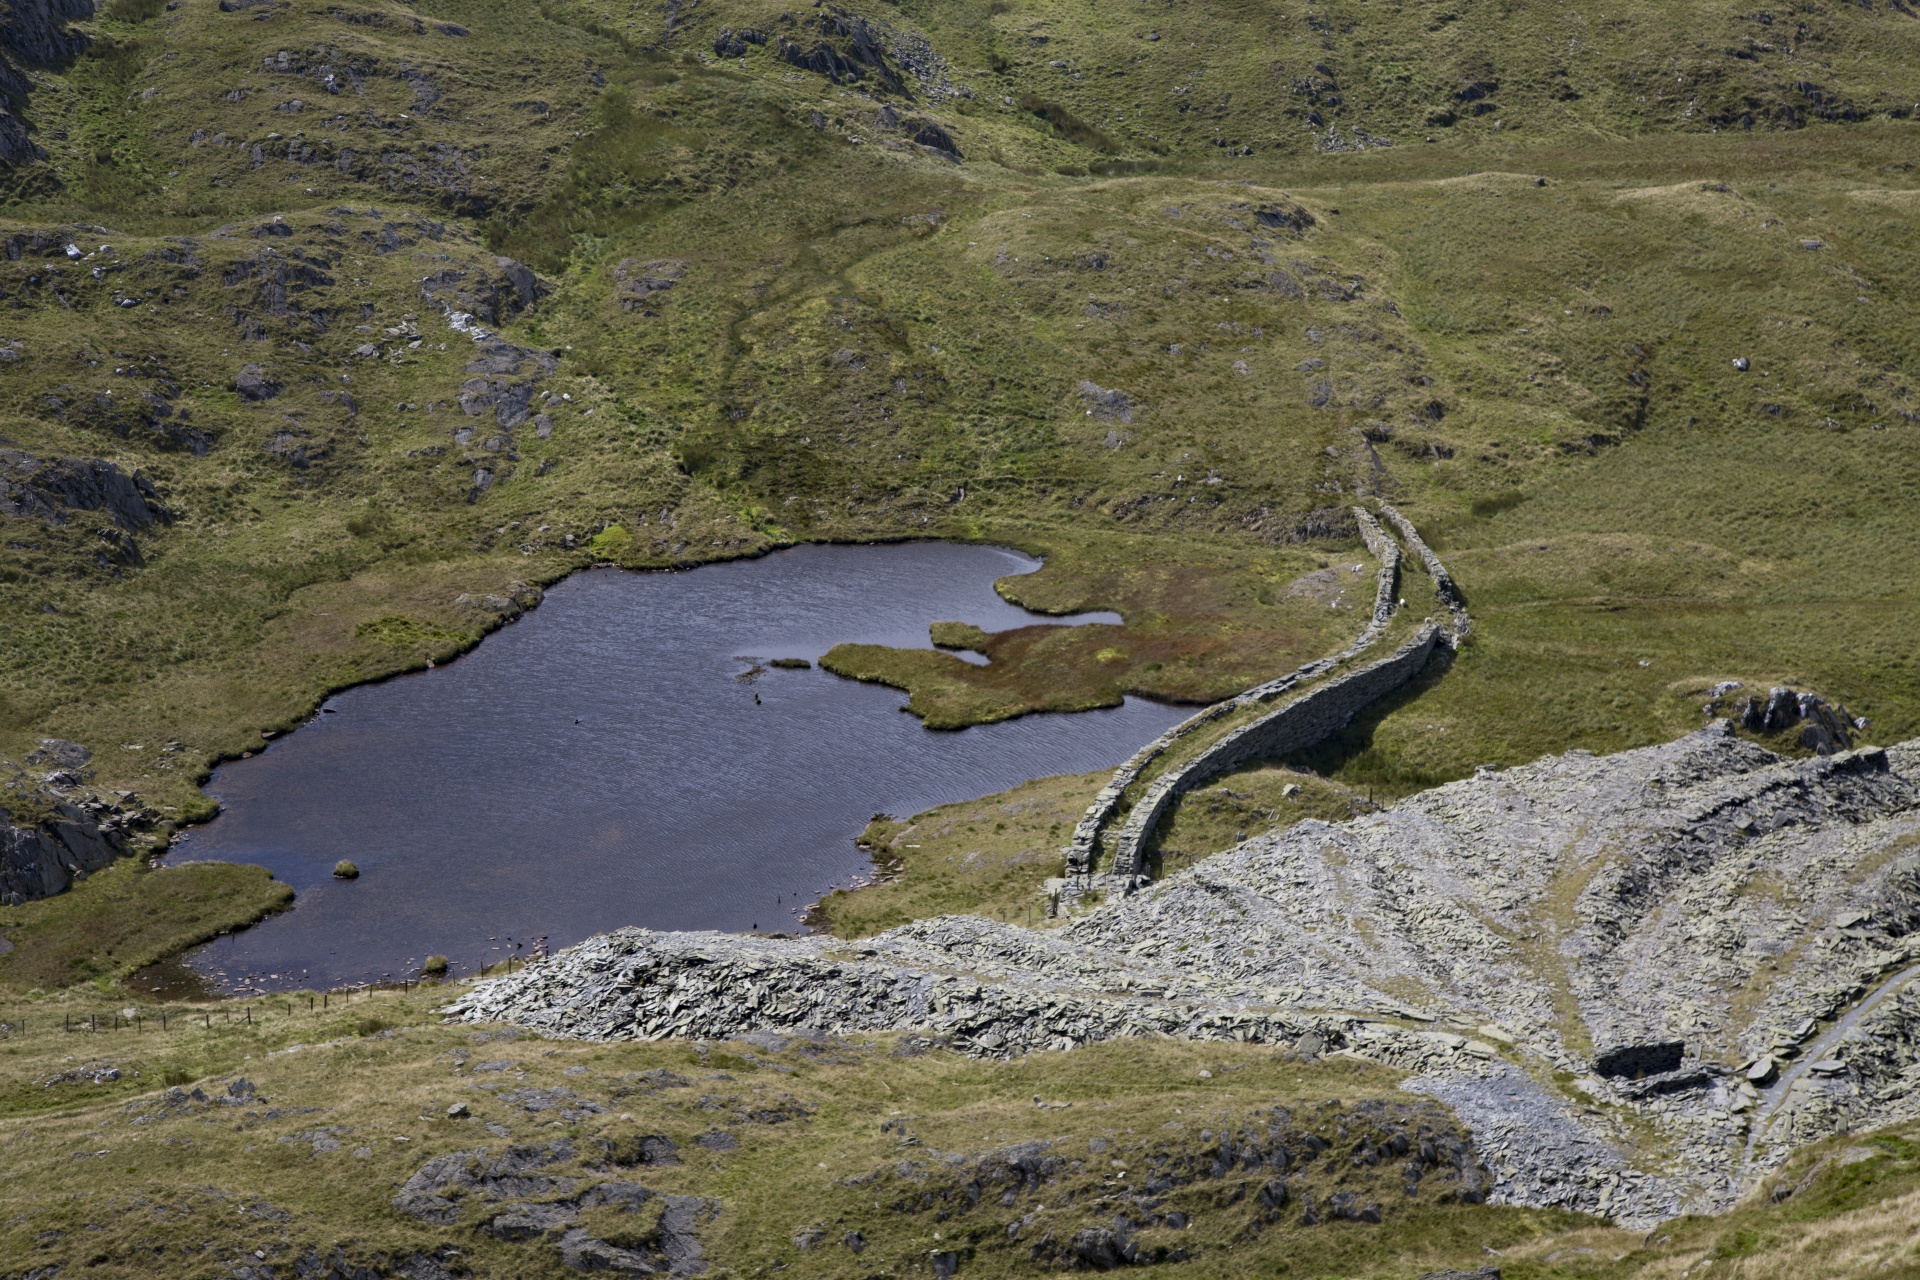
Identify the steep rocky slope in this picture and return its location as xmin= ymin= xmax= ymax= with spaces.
xmin=451 ymin=723 xmax=1920 ymax=1227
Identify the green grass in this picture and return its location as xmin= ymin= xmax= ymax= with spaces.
xmin=1 ymin=3 xmax=1916 ymax=816
xmin=820 ymin=528 xmax=1358 ymax=727
xmin=0 ymin=0 xmax=1918 ymax=1268
xmin=0 ymin=859 xmax=291 ymax=993
xmin=0 ymin=988 xmax=1593 ymax=1278
xmin=1149 ymin=763 xmax=1377 ymax=878
xmin=815 ymin=771 xmax=1101 ymax=935
xmin=2 ymin=982 xmax=1919 ymax=1277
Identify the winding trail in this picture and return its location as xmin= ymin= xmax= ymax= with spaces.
xmin=1741 ymin=958 xmax=1920 ymax=1179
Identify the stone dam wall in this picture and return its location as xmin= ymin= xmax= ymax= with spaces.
xmin=1065 ymin=505 xmax=1413 ymax=875
xmin=1108 ymin=624 xmax=1441 ymax=876
xmin=1061 ymin=702 xmax=1236 ymax=875
xmin=1353 ymin=507 xmax=1401 ymax=635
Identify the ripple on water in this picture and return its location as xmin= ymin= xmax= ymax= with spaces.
xmin=171 ymin=542 xmax=1188 ymax=992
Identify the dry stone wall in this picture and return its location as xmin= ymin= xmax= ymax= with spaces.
xmin=1380 ymin=502 xmax=1468 ymax=640
xmin=1353 ymin=507 xmax=1401 ymax=634
xmin=1065 ymin=505 xmax=1418 ymax=876
xmin=1108 ymin=626 xmax=1440 ymax=877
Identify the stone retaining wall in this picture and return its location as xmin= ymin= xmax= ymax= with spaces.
xmin=1065 ymin=507 xmax=1407 ymax=874
xmin=1061 ymin=702 xmax=1236 ymax=875
xmin=1353 ymin=508 xmax=1401 ymax=634
xmin=1108 ymin=625 xmax=1441 ymax=877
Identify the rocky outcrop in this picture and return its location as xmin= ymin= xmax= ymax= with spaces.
xmin=614 ymin=258 xmax=684 ymax=313
xmin=1733 ymin=686 xmax=1860 ymax=755
xmin=0 ymin=448 xmax=170 ymax=532
xmin=458 ymin=341 xmax=557 ymax=430
xmin=393 ymin=1140 xmax=714 ymax=1276
xmin=0 ymin=0 xmax=91 ymax=164
xmin=1 ymin=792 xmax=133 ymax=904
xmin=418 ymin=255 xmax=547 ymax=329
xmin=449 ymin=725 xmax=1920 ymax=1226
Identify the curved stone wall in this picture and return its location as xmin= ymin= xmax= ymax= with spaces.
xmin=1063 ymin=506 xmax=1407 ymax=874
xmin=1107 ymin=624 xmax=1441 ymax=877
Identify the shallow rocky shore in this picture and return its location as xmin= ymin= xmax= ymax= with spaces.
xmin=447 ymin=723 xmax=1920 ymax=1227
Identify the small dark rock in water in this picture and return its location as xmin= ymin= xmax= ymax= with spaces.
xmin=333 ymin=860 xmax=360 ymax=879
xmin=769 ymin=657 xmax=811 ymax=670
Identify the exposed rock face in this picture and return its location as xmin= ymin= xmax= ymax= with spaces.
xmin=392 ymin=1140 xmax=714 ymax=1275
xmin=1 ymin=794 xmax=132 ymax=904
xmin=457 ymin=341 xmax=556 ymax=430
xmin=450 ymin=724 xmax=1920 ymax=1226
xmin=613 ymin=258 xmax=685 ymax=313
xmin=234 ymin=363 xmax=280 ymax=401
xmin=0 ymin=0 xmax=91 ymax=163
xmin=0 ymin=448 xmax=170 ymax=532
xmin=418 ymin=255 xmax=546 ymax=329
xmin=1734 ymin=686 xmax=1859 ymax=755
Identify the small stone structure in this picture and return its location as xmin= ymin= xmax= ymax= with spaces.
xmin=1380 ymin=502 xmax=1469 ymax=639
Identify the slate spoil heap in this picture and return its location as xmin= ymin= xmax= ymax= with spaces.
xmin=449 ymin=723 xmax=1920 ymax=1228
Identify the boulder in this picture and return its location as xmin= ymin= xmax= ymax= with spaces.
xmin=235 ymin=363 xmax=280 ymax=401
xmin=0 ymin=449 xmax=169 ymax=531
xmin=1 ymin=796 xmax=132 ymax=904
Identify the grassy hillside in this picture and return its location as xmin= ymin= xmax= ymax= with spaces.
xmin=2 ymin=985 xmax=1919 ymax=1278
xmin=0 ymin=12 xmax=1917 ymax=1272
xmin=0 ymin=0 xmax=1914 ymax=795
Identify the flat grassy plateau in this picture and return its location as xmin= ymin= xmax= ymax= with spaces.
xmin=0 ymin=0 xmax=1918 ymax=1271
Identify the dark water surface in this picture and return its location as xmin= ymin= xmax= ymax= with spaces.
xmin=173 ymin=543 xmax=1187 ymax=991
